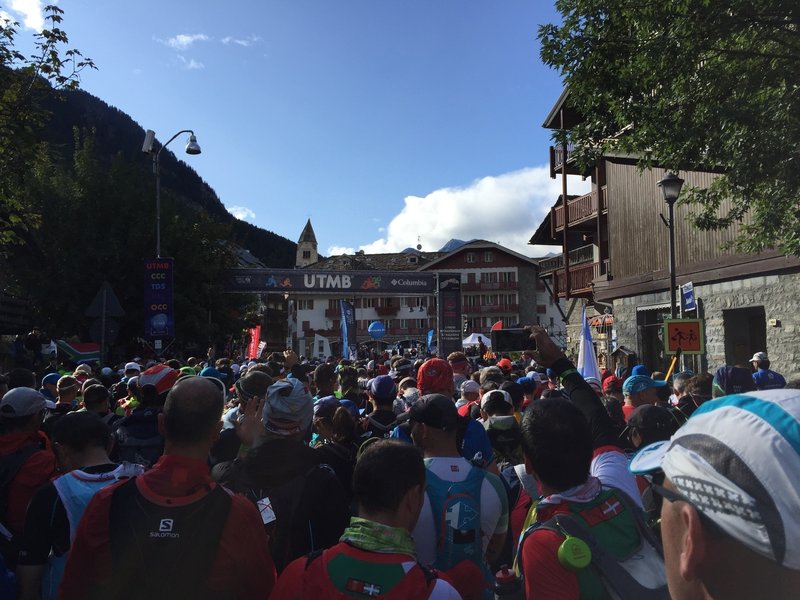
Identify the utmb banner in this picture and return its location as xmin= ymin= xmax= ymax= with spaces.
xmin=144 ymin=258 xmax=175 ymax=338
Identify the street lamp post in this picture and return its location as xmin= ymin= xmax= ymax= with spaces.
xmin=657 ymin=172 xmax=685 ymax=319
xmin=142 ymin=129 xmax=202 ymax=258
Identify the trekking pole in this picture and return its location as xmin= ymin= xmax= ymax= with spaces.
xmin=665 ymin=347 xmax=682 ymax=381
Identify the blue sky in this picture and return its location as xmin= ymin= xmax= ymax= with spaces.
xmin=3 ymin=0 xmax=589 ymax=257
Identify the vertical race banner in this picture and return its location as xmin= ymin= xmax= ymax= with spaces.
xmin=437 ymin=273 xmax=462 ymax=357
xmin=144 ymin=258 xmax=174 ymax=339
xmin=247 ymin=325 xmax=262 ymax=359
xmin=340 ymin=299 xmax=357 ymax=360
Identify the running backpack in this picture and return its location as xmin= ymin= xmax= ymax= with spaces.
xmin=0 ymin=443 xmax=43 ymax=567
xmin=99 ymin=478 xmax=232 ymax=600
xmin=425 ymin=466 xmax=487 ymax=572
xmin=302 ymin=548 xmax=437 ymax=600
xmin=517 ymin=489 xmax=669 ymax=600
xmin=242 ymin=463 xmax=339 ymax=572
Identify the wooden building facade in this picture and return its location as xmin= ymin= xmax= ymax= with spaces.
xmin=532 ymin=90 xmax=800 ymax=376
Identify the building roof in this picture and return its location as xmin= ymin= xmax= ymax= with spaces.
xmin=305 ymin=250 xmax=447 ymax=272
xmin=418 ymin=239 xmax=538 ymax=270
xmin=542 ymin=87 xmax=583 ymax=130
xmin=298 ymin=219 xmax=317 ymax=245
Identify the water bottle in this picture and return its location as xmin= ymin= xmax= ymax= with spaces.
xmin=493 ymin=565 xmax=523 ymax=599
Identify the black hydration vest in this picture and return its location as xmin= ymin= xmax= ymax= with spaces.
xmin=96 ymin=477 xmax=232 ymax=600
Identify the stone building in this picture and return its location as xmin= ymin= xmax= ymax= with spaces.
xmin=531 ymin=89 xmax=800 ymax=377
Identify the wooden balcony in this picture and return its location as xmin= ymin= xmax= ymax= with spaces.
xmin=549 ymin=143 xmax=583 ymax=177
xmin=552 ymin=189 xmax=603 ymax=233
xmin=376 ymin=306 xmax=399 ymax=317
xmin=553 ymin=262 xmax=601 ymax=298
xmin=324 ymin=308 xmax=340 ymax=317
xmin=538 ymin=244 xmax=596 ymax=275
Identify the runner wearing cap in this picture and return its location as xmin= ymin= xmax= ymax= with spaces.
xmin=622 ymin=375 xmax=668 ymax=421
xmin=750 ymin=352 xmax=786 ymax=390
xmin=657 ymin=389 xmax=800 ymax=599
xmin=409 ymin=394 xmax=508 ymax=599
xmin=0 ymin=388 xmax=57 ymax=568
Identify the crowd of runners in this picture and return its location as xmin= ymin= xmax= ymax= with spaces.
xmin=0 ymin=327 xmax=798 ymax=599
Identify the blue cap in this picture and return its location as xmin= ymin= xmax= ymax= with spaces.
xmin=200 ymin=367 xmax=227 ymax=381
xmin=42 ymin=372 xmax=60 ymax=386
xmin=623 ymin=375 xmax=667 ymax=395
xmin=631 ymin=365 xmax=651 ymax=377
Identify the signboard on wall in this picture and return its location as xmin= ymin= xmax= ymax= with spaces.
xmin=663 ymin=318 xmax=704 ymax=355
xmin=437 ymin=273 xmax=462 ymax=357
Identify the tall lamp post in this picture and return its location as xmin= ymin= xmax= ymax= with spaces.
xmin=142 ymin=129 xmax=202 ymax=258
xmin=657 ymin=172 xmax=685 ymax=319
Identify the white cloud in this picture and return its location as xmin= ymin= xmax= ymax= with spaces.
xmin=229 ymin=206 xmax=256 ymax=221
xmin=7 ymin=0 xmax=44 ymax=31
xmin=221 ymin=34 xmax=262 ymax=47
xmin=345 ymin=166 xmax=591 ymax=258
xmin=164 ymin=33 xmax=209 ymax=50
xmin=177 ymin=55 xmax=204 ymax=70
xmin=328 ymin=245 xmax=356 ymax=256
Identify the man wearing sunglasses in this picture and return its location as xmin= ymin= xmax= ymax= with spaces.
xmin=657 ymin=389 xmax=800 ymax=599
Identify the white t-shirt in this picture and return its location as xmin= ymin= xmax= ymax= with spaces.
xmin=413 ymin=456 xmax=509 ymax=566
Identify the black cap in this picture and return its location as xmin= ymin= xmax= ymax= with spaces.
xmin=235 ymin=370 xmax=273 ymax=401
xmin=407 ymin=393 xmax=459 ymax=430
xmin=622 ymin=404 xmax=676 ymax=440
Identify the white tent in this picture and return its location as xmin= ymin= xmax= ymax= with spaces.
xmin=462 ymin=333 xmax=491 ymax=347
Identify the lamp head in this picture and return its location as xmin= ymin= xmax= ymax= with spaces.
xmin=142 ymin=129 xmax=156 ymax=154
xmin=185 ymin=134 xmax=202 ymax=155
xmin=657 ymin=172 xmax=684 ymax=203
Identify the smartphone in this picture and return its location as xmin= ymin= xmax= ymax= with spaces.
xmin=491 ymin=328 xmax=536 ymax=353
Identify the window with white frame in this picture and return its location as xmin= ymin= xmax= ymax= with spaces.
xmin=298 ymin=299 xmax=314 ymax=310
xmin=484 ymin=251 xmax=494 ymax=262
xmin=466 ymin=252 xmax=476 ymax=263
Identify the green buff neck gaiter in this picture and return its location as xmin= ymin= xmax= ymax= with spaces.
xmin=339 ymin=517 xmax=417 ymax=558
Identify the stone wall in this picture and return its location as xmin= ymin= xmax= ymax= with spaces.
xmin=612 ymin=271 xmax=800 ymax=378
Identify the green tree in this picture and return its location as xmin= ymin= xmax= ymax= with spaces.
xmin=539 ymin=0 xmax=800 ymax=255
xmin=0 ymin=4 xmax=95 ymax=254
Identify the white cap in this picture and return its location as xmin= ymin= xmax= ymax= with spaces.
xmin=124 ymin=362 xmax=141 ymax=373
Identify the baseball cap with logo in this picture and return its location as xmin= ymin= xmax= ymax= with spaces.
xmin=622 ymin=375 xmax=668 ymax=396
xmin=750 ymin=352 xmax=769 ymax=362
xmin=655 ymin=390 xmax=800 ymax=569
xmin=0 ymin=387 xmax=47 ymax=417
xmin=416 ymin=359 xmax=454 ymax=395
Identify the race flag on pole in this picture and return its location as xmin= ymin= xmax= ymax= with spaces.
xmin=577 ymin=306 xmax=601 ymax=381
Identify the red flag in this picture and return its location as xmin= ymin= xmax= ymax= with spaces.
xmin=490 ymin=320 xmax=503 ymax=331
xmin=247 ymin=326 xmax=261 ymax=359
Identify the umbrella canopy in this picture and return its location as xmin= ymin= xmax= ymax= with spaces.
xmin=462 ymin=333 xmax=491 ymax=347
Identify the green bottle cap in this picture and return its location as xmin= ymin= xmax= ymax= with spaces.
xmin=557 ymin=535 xmax=592 ymax=571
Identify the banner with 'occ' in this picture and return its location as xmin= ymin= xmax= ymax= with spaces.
xmin=144 ymin=258 xmax=174 ymax=338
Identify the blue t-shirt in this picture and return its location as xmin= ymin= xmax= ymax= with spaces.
xmin=753 ymin=369 xmax=786 ymax=390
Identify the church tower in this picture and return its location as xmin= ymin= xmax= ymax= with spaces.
xmin=295 ymin=219 xmax=318 ymax=268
